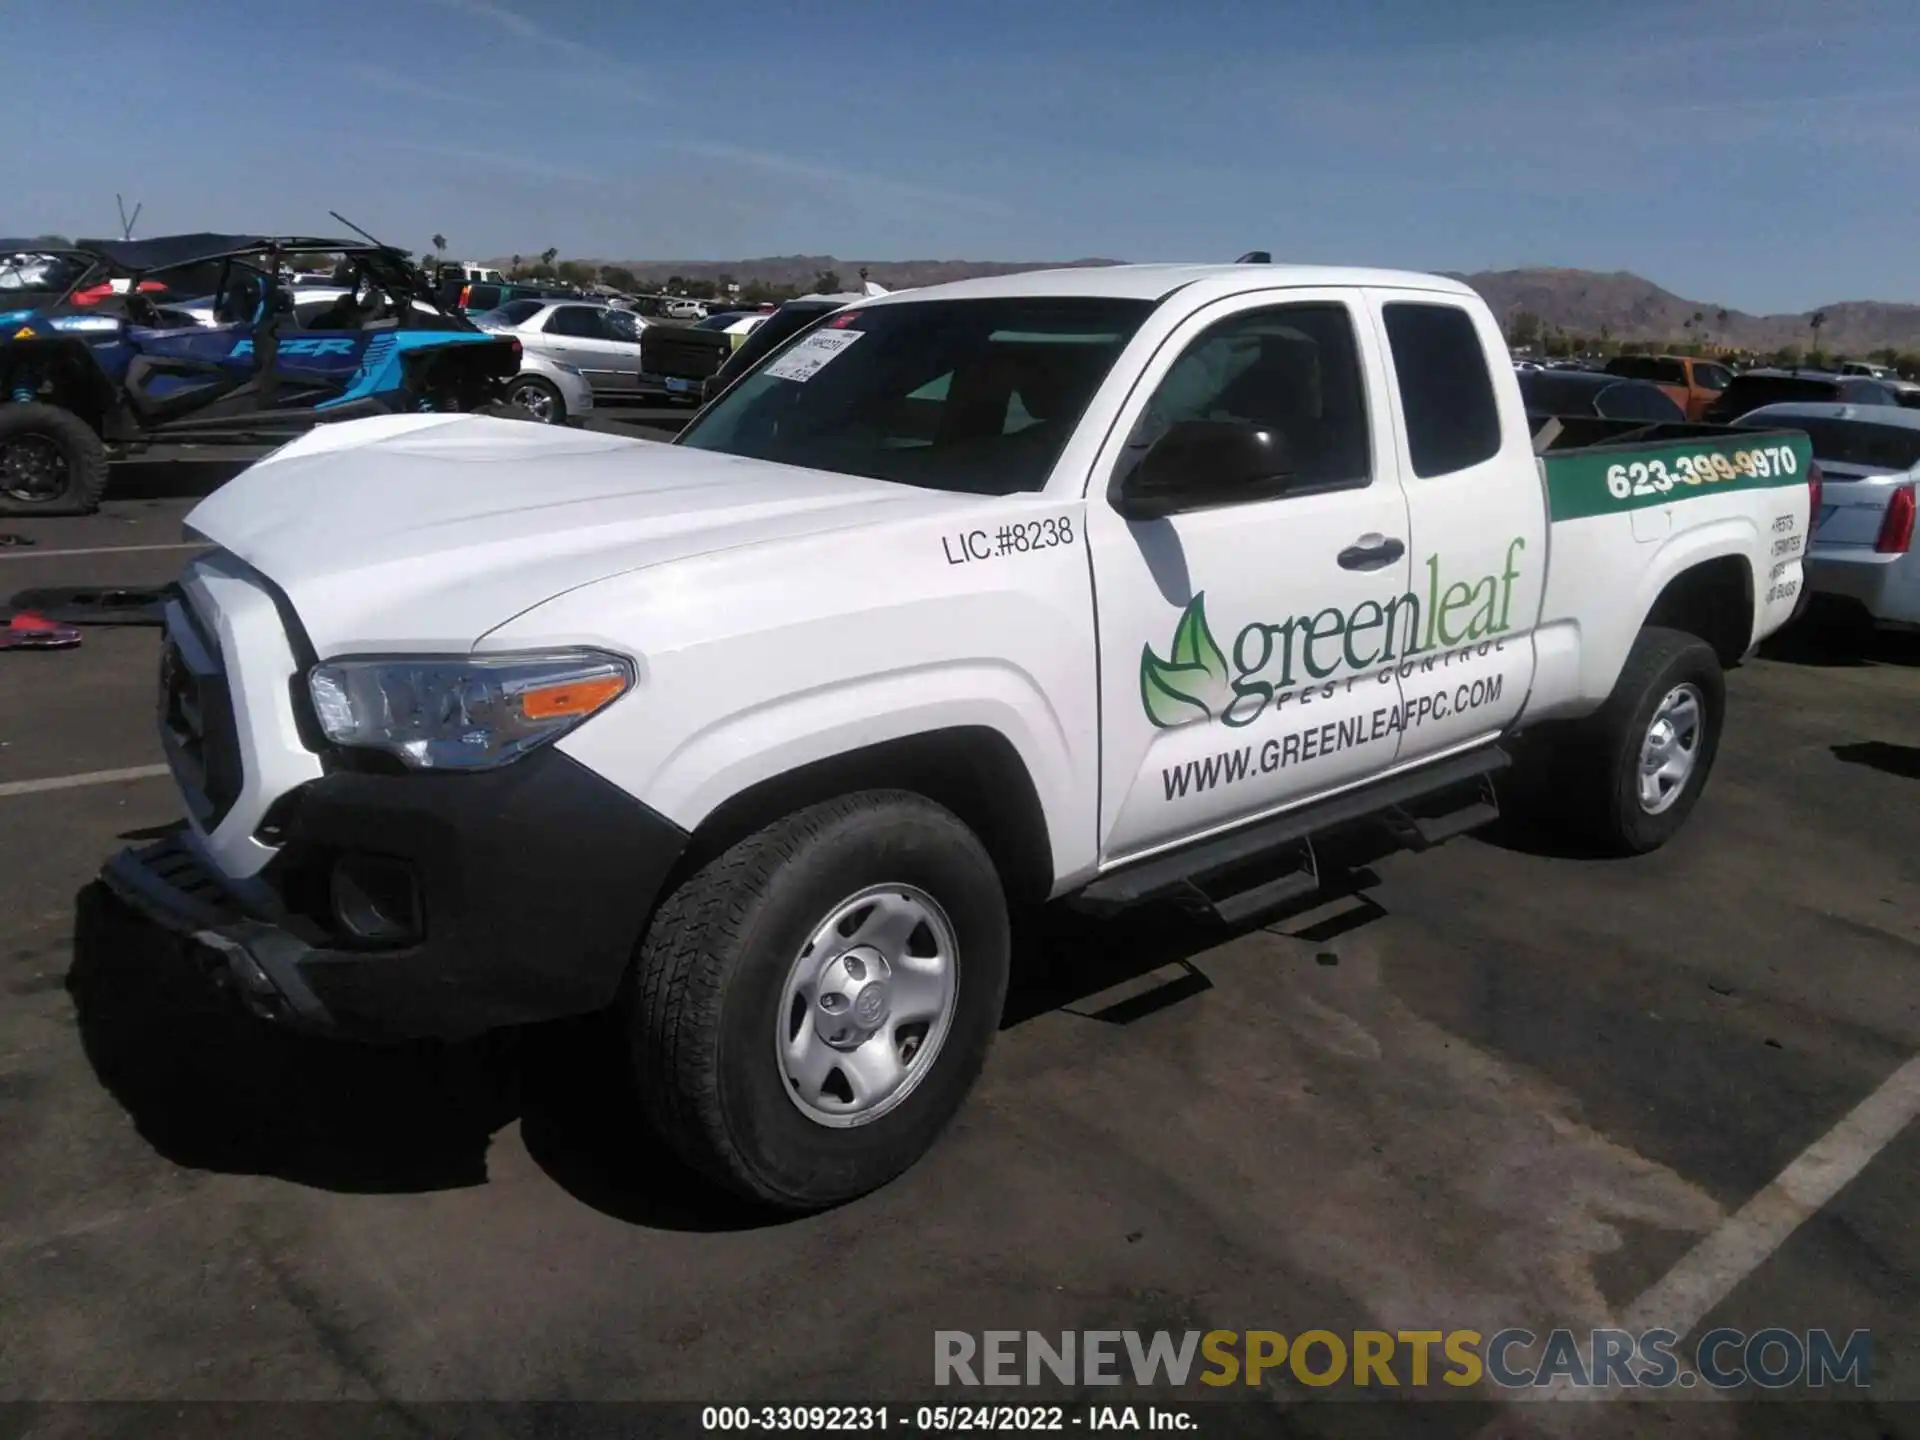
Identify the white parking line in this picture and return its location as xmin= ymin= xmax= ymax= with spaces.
xmin=0 ymin=541 xmax=210 ymax=561
xmin=1619 ymin=1050 xmax=1920 ymax=1339
xmin=0 ymin=764 xmax=172 ymax=798
xmin=1489 ymin=1050 xmax=1920 ymax=1429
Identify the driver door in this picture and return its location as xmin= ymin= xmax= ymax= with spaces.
xmin=1085 ymin=291 xmax=1414 ymax=863
xmin=598 ymin=307 xmax=645 ymax=394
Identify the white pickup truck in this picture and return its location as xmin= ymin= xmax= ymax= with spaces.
xmin=106 ymin=263 xmax=1817 ymax=1210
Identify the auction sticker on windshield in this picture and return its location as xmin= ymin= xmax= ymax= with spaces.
xmin=763 ymin=329 xmax=864 ymax=383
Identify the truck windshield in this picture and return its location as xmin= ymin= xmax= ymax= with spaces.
xmin=676 ymin=296 xmax=1155 ymax=494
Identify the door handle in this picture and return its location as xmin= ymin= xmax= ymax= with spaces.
xmin=1337 ymin=535 xmax=1406 ymax=571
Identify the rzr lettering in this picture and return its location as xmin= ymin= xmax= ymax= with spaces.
xmin=1140 ymin=538 xmax=1527 ymax=730
xmin=228 ymin=338 xmax=357 ymax=359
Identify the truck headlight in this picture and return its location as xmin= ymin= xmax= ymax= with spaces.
xmin=307 ymin=650 xmax=633 ymax=770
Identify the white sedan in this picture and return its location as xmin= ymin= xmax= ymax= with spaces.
xmin=1734 ymin=402 xmax=1919 ymax=627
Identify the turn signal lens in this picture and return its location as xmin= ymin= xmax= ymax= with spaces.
xmin=517 ymin=674 xmax=627 ymax=721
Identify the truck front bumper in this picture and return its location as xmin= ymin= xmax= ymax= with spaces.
xmin=101 ymin=749 xmax=689 ymax=1042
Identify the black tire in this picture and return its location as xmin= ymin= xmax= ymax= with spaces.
xmin=629 ymin=791 xmax=1011 ymax=1211
xmin=1555 ymin=626 xmax=1726 ymax=855
xmin=0 ymin=403 xmax=108 ymax=516
xmin=504 ymin=375 xmax=566 ymax=425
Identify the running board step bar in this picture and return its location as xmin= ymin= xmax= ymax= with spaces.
xmin=1076 ymin=745 xmax=1509 ymax=923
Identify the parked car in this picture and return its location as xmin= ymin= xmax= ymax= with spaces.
xmin=638 ymin=309 xmax=762 ymax=400
xmin=107 ymin=262 xmax=1816 ymax=1210
xmin=1837 ymin=360 xmax=1895 ymax=381
xmin=1731 ymin=402 xmax=1918 ymax=628
xmin=1703 ymin=369 xmax=1901 ymax=423
xmin=1603 ymin=354 xmax=1734 ymax=420
xmin=1517 ymin=369 xmax=1685 ymax=423
xmin=661 ymin=297 xmax=708 ymax=319
xmin=473 ymin=298 xmax=654 ymax=402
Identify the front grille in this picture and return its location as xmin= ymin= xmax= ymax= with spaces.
xmin=158 ymin=601 xmax=244 ymax=829
xmin=641 ymin=327 xmax=731 ymax=381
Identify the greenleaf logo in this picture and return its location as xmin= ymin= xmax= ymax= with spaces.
xmin=1140 ymin=593 xmax=1232 ymax=728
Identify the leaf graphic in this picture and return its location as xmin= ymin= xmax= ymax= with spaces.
xmin=1168 ymin=593 xmax=1229 ymax=690
xmin=1140 ymin=648 xmax=1216 ymax=729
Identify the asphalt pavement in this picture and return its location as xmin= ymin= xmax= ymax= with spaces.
xmin=0 ymin=453 xmax=1915 ymax=1437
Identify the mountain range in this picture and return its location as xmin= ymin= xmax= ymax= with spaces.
xmin=553 ymin=255 xmax=1920 ymax=353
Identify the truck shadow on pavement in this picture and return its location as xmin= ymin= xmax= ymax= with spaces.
xmin=1831 ymin=740 xmax=1920 ymax=781
xmin=107 ymin=457 xmax=256 ymax=502
xmin=66 ymin=882 xmax=768 ymax=1229
xmin=1759 ymin=615 xmax=1920 ymax=668
xmin=66 ymin=867 xmax=1397 ymax=1231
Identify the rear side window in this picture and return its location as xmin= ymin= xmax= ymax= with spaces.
xmin=1650 ymin=358 xmax=1687 ymax=385
xmin=1382 ymin=302 xmax=1502 ymax=477
xmin=1694 ymin=363 xmax=1732 ymax=391
xmin=1843 ymin=380 xmax=1899 ymax=407
xmin=1605 ymin=356 xmax=1656 ymax=380
xmin=1596 ymin=382 xmax=1684 ymax=423
xmin=492 ymin=299 xmax=545 ymax=326
xmin=545 ymin=306 xmax=605 ymax=337
xmin=1755 ymin=417 xmax=1920 ymax=470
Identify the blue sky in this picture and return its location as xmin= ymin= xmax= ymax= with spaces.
xmin=5 ymin=0 xmax=1916 ymax=313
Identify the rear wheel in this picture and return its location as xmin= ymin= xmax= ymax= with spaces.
xmin=506 ymin=375 xmax=566 ymax=424
xmin=0 ymin=403 xmax=108 ymax=516
xmin=1555 ymin=626 xmax=1726 ymax=854
xmin=628 ymin=791 xmax=1011 ymax=1210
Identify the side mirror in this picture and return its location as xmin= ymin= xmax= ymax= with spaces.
xmin=1111 ymin=420 xmax=1296 ymax=521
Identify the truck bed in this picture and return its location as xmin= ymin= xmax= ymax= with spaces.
xmin=1524 ymin=417 xmax=1815 ymax=720
xmin=1532 ymin=417 xmax=1813 ymax=523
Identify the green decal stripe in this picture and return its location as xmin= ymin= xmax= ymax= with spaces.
xmin=1543 ymin=431 xmax=1813 ymax=521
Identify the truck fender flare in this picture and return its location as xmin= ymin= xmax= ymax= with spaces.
xmin=632 ymin=662 xmax=1084 ymax=893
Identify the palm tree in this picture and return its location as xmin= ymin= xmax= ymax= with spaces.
xmin=540 ymin=247 xmax=558 ymax=267
xmin=510 ymin=253 xmax=523 ymax=278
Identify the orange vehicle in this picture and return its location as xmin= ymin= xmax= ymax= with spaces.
xmin=1603 ymin=354 xmax=1734 ymax=420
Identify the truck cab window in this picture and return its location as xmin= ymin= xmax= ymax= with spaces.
xmin=1125 ymin=302 xmax=1371 ymax=492
xmin=1382 ymin=302 xmax=1502 ymax=477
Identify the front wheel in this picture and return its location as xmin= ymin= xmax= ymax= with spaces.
xmin=0 ymin=403 xmax=108 ymax=516
xmin=628 ymin=792 xmax=1011 ymax=1210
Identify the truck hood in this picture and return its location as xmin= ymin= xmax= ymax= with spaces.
xmin=184 ymin=414 xmax=976 ymax=655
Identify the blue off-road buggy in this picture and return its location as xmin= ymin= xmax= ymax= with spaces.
xmin=0 ymin=232 xmax=525 ymax=514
